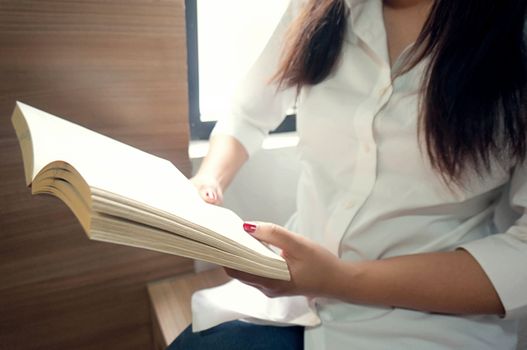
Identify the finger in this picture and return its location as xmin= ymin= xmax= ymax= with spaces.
xmin=225 ymin=268 xmax=277 ymax=286
xmin=200 ymin=187 xmax=221 ymax=204
xmin=225 ymin=268 xmax=261 ymax=283
xmin=243 ymin=222 xmax=300 ymax=252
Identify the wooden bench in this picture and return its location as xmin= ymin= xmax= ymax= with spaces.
xmin=147 ymin=269 xmax=230 ymax=350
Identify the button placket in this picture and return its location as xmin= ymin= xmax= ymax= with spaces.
xmin=327 ymin=71 xmax=391 ymax=255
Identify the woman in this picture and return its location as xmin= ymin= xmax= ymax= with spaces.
xmin=170 ymin=0 xmax=527 ymax=348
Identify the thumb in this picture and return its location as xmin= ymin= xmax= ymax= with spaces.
xmin=243 ymin=222 xmax=300 ymax=252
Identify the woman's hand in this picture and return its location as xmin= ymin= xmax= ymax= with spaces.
xmin=189 ymin=135 xmax=249 ymax=206
xmin=227 ymin=223 xmax=505 ymax=316
xmin=225 ymin=222 xmax=348 ymax=298
xmin=190 ymin=174 xmax=224 ymax=205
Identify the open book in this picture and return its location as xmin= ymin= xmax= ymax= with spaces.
xmin=11 ymin=102 xmax=290 ymax=280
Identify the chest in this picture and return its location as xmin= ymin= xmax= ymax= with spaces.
xmin=295 ymin=39 xmax=420 ymax=172
xmin=295 ymin=39 xmax=509 ymax=203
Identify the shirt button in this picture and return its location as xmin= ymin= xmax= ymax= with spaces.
xmin=345 ymin=201 xmax=354 ymax=209
xmin=363 ymin=143 xmax=371 ymax=153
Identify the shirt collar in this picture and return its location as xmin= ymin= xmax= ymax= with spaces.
xmin=345 ymin=0 xmax=390 ymax=68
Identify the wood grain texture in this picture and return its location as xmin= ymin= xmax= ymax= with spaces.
xmin=0 ymin=1 xmax=194 ymax=349
xmin=148 ymin=269 xmax=231 ymax=349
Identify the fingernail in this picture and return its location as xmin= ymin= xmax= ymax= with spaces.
xmin=205 ymin=190 xmax=216 ymax=200
xmin=243 ymin=223 xmax=257 ymax=233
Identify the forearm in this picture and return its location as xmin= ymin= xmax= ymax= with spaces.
xmin=195 ymin=134 xmax=248 ymax=191
xmin=334 ymin=249 xmax=505 ymax=316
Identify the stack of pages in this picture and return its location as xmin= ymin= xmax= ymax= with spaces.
xmin=12 ymin=102 xmax=290 ymax=280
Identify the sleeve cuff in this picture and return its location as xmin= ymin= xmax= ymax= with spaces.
xmin=211 ymin=116 xmax=267 ymax=157
xmin=459 ymin=233 xmax=527 ymax=319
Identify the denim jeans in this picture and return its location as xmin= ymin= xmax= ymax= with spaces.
xmin=167 ymin=320 xmax=304 ymax=350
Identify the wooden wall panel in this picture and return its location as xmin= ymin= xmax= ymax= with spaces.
xmin=0 ymin=1 xmax=194 ymax=349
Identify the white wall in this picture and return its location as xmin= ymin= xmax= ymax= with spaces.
xmin=519 ymin=319 xmax=527 ymax=349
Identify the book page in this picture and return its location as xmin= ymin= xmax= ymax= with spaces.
xmin=15 ymin=102 xmax=282 ymax=261
xmin=15 ymin=102 xmax=201 ymax=206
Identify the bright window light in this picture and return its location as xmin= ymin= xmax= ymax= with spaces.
xmin=197 ymin=0 xmax=289 ymax=122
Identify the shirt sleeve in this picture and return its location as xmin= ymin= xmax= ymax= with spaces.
xmin=210 ymin=1 xmax=298 ymax=156
xmin=459 ymin=162 xmax=527 ymax=319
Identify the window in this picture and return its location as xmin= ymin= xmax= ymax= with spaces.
xmin=186 ymin=0 xmax=296 ymax=140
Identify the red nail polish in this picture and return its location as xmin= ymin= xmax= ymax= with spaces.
xmin=243 ymin=223 xmax=257 ymax=233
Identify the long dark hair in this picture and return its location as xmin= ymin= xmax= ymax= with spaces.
xmin=273 ymin=0 xmax=527 ymax=185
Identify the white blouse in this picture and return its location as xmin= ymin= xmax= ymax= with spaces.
xmin=206 ymin=0 xmax=527 ymax=348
